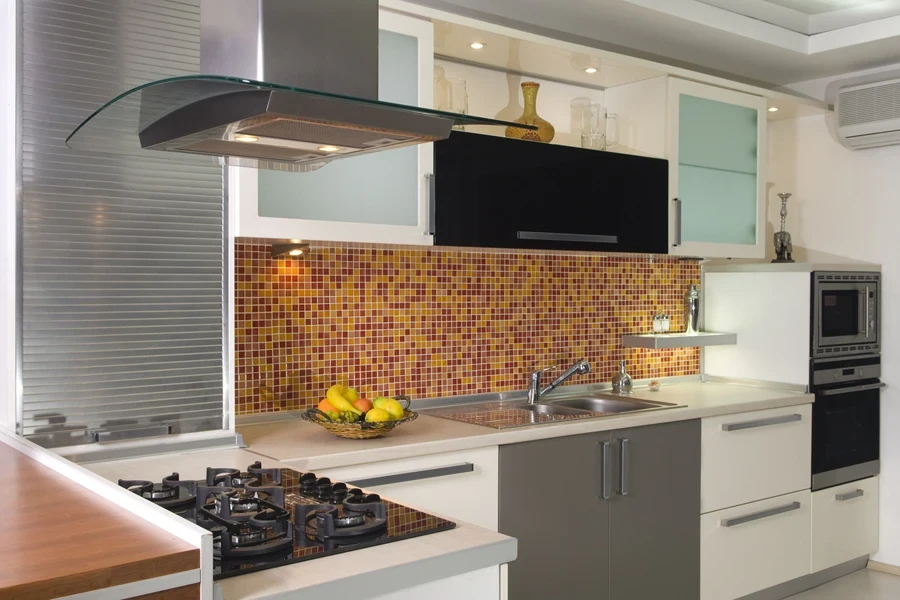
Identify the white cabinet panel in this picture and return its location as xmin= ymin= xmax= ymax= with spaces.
xmin=701 ymin=490 xmax=811 ymax=600
xmin=701 ymin=404 xmax=811 ymax=513
xmin=317 ymin=446 xmax=499 ymax=531
xmin=370 ymin=566 xmax=500 ymax=600
xmin=811 ymin=476 xmax=879 ymax=573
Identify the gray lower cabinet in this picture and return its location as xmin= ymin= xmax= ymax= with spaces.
xmin=499 ymin=420 xmax=700 ymax=600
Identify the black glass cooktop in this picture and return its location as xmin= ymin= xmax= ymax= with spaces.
xmin=119 ymin=462 xmax=456 ymax=579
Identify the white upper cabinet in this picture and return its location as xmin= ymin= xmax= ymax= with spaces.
xmin=233 ymin=10 xmax=435 ymax=245
xmin=668 ymin=78 xmax=768 ymax=259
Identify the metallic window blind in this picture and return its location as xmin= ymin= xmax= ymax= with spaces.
xmin=20 ymin=0 xmax=227 ymax=447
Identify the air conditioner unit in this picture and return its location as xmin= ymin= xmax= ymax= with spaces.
xmin=836 ymin=77 xmax=900 ymax=149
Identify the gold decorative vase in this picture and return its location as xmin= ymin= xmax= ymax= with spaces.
xmin=505 ymin=82 xmax=555 ymax=143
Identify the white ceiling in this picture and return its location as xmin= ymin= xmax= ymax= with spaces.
xmin=406 ymin=0 xmax=900 ymax=86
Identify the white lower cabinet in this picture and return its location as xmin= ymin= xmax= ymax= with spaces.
xmin=811 ymin=476 xmax=879 ymax=572
xmin=316 ymin=446 xmax=499 ymax=531
xmin=701 ymin=490 xmax=811 ymax=600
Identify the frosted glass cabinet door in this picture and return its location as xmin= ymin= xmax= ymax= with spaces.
xmin=233 ymin=11 xmax=434 ymax=246
xmin=668 ymin=78 xmax=767 ymax=259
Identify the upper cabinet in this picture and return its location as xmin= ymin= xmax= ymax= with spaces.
xmin=667 ymin=78 xmax=768 ymax=259
xmin=233 ymin=11 xmax=435 ymax=246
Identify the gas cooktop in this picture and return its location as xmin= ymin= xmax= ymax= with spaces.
xmin=119 ymin=462 xmax=456 ymax=579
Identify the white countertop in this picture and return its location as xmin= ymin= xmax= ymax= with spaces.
xmin=238 ymin=381 xmax=813 ymax=470
xmin=85 ymin=447 xmax=516 ymax=600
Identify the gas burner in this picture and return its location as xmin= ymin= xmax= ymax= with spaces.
xmin=206 ymin=462 xmax=283 ymax=489
xmin=118 ymin=473 xmax=196 ymax=510
xmin=296 ymin=493 xmax=387 ymax=540
xmin=199 ymin=493 xmax=294 ymax=558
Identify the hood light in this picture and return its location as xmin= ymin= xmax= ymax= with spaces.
xmin=584 ymin=67 xmax=598 ymax=74
xmin=768 ymin=107 xmax=779 ymax=112
xmin=234 ymin=134 xmax=260 ymax=142
xmin=469 ymin=42 xmax=485 ymax=50
xmin=272 ymin=242 xmax=310 ymax=259
xmin=318 ymin=145 xmax=341 ymax=153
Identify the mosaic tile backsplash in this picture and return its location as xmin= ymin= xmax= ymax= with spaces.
xmin=235 ymin=241 xmax=700 ymax=416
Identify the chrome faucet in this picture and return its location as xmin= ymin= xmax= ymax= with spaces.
xmin=527 ymin=359 xmax=592 ymax=404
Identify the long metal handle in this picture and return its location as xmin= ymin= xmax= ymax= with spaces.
xmin=673 ymin=198 xmax=682 ymax=246
xmin=517 ymin=231 xmax=618 ymax=244
xmin=599 ymin=441 xmax=611 ymax=500
xmin=822 ymin=382 xmax=886 ymax=395
xmin=721 ymin=501 xmax=801 ymax=527
xmin=836 ymin=489 xmax=865 ymax=501
xmin=426 ymin=173 xmax=436 ymax=235
xmin=90 ymin=424 xmax=171 ymax=443
xmin=865 ymin=286 xmax=871 ymax=338
xmin=722 ymin=413 xmax=802 ymax=431
xmin=859 ymin=290 xmax=867 ymax=335
xmin=618 ymin=438 xmax=630 ymax=496
xmin=345 ymin=463 xmax=473 ymax=488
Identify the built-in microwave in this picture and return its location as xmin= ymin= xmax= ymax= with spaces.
xmin=812 ymin=272 xmax=880 ymax=357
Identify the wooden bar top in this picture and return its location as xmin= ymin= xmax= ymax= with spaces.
xmin=0 ymin=441 xmax=199 ymax=600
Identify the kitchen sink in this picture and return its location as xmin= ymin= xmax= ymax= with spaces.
xmin=548 ymin=395 xmax=679 ymax=414
xmin=520 ymin=403 xmax=590 ymax=417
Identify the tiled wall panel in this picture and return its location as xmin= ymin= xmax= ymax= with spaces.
xmin=235 ymin=241 xmax=700 ymax=415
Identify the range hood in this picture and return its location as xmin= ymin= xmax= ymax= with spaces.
xmin=65 ymin=0 xmax=534 ymax=173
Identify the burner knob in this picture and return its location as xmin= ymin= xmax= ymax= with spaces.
xmin=857 ymin=368 xmax=866 ymax=378
xmin=832 ymin=372 xmax=840 ymax=380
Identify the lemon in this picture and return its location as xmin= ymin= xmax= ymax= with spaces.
xmin=365 ymin=408 xmax=391 ymax=423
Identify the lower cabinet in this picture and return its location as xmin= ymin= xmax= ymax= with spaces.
xmin=499 ymin=420 xmax=700 ymax=600
xmin=701 ymin=490 xmax=811 ymax=600
xmin=811 ymin=476 xmax=879 ymax=573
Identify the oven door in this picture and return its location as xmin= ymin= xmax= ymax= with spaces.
xmin=814 ymin=280 xmax=877 ymax=351
xmin=811 ymin=381 xmax=882 ymax=490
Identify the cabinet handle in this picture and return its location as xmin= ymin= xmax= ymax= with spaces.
xmin=721 ymin=501 xmax=801 ymax=527
xmin=517 ymin=231 xmax=618 ymax=244
xmin=345 ymin=463 xmax=473 ymax=488
xmin=836 ymin=489 xmax=865 ymax=501
xmin=618 ymin=438 xmax=630 ymax=496
xmin=426 ymin=173 xmax=436 ymax=235
xmin=673 ymin=198 xmax=682 ymax=247
xmin=721 ymin=413 xmax=802 ymax=431
xmin=821 ymin=382 xmax=885 ymax=395
xmin=598 ymin=441 xmax=611 ymax=500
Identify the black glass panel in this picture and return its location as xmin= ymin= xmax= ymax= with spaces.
xmin=812 ymin=388 xmax=879 ymax=475
xmin=820 ymin=290 xmax=860 ymax=338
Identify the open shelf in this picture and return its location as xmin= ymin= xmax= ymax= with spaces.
xmin=622 ymin=332 xmax=737 ymax=349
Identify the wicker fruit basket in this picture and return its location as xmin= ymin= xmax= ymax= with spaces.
xmin=301 ymin=396 xmax=418 ymax=439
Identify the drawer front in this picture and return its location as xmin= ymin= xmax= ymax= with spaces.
xmin=701 ymin=490 xmax=811 ymax=600
xmin=811 ymin=476 xmax=879 ymax=573
xmin=317 ymin=446 xmax=499 ymax=531
xmin=702 ymin=404 xmax=811 ymax=513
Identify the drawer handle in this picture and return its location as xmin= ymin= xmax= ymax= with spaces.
xmin=598 ymin=441 xmax=611 ymax=500
xmin=721 ymin=501 xmax=801 ymax=528
xmin=618 ymin=438 xmax=630 ymax=497
xmin=345 ymin=463 xmax=473 ymax=488
xmin=836 ymin=489 xmax=865 ymax=501
xmin=722 ymin=413 xmax=802 ymax=431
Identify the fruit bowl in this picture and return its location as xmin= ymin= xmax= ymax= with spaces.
xmin=301 ymin=396 xmax=418 ymax=439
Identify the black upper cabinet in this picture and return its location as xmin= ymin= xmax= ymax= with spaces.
xmin=433 ymin=132 xmax=669 ymax=254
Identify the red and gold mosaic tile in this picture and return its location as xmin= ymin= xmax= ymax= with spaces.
xmin=235 ymin=240 xmax=700 ymax=416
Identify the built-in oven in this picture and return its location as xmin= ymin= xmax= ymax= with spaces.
xmin=812 ymin=272 xmax=880 ymax=358
xmin=810 ymin=355 xmax=883 ymax=491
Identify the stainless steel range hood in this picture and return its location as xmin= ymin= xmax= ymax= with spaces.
xmin=66 ymin=0 xmax=534 ymax=172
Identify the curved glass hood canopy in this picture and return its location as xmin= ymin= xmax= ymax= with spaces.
xmin=66 ymin=75 xmax=536 ymax=173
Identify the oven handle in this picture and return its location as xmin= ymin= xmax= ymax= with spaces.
xmin=821 ymin=382 xmax=886 ymax=396
xmin=865 ymin=286 xmax=871 ymax=339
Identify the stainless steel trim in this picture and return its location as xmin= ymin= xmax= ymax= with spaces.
xmin=599 ymin=440 xmax=611 ymax=500
xmin=836 ymin=489 xmax=864 ymax=501
xmin=346 ymin=463 xmax=474 ymax=488
xmin=703 ymin=375 xmax=809 ymax=393
xmin=813 ymin=461 xmax=880 ymax=491
xmin=89 ymin=424 xmax=171 ymax=443
xmin=673 ymin=198 xmax=682 ymax=246
xmin=618 ymin=438 xmax=630 ymax=496
xmin=722 ymin=413 xmax=802 ymax=431
xmin=821 ymin=382 xmax=886 ymax=395
xmin=516 ymin=231 xmax=618 ymax=244
xmin=737 ymin=556 xmax=868 ymax=600
xmin=426 ymin=173 xmax=436 ymax=235
xmin=721 ymin=501 xmax=801 ymax=527
xmin=861 ymin=289 xmax=868 ymax=335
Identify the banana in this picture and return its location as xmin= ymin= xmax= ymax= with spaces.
xmin=342 ymin=387 xmax=360 ymax=402
xmin=327 ymin=385 xmax=362 ymax=415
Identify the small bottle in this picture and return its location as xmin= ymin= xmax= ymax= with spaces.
xmin=611 ymin=360 xmax=633 ymax=394
xmin=685 ymin=284 xmax=700 ymax=335
xmin=661 ymin=313 xmax=671 ymax=332
xmin=652 ymin=312 xmax=663 ymax=333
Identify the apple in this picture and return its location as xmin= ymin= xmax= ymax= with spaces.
xmin=353 ymin=397 xmax=374 ymax=414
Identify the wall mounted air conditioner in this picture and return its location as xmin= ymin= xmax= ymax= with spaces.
xmin=836 ymin=77 xmax=900 ymax=150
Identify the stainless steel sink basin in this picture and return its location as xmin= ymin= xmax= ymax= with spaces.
xmin=548 ymin=395 xmax=679 ymax=414
xmin=520 ymin=403 xmax=590 ymax=417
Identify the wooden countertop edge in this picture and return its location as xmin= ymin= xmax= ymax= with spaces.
xmin=0 ymin=548 xmax=199 ymax=600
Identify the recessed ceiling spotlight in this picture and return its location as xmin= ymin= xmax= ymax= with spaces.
xmin=768 ymin=107 xmax=779 ymax=112
xmin=469 ymin=42 xmax=485 ymax=50
xmin=234 ymin=134 xmax=259 ymax=142
xmin=584 ymin=67 xmax=598 ymax=74
xmin=318 ymin=145 xmax=341 ymax=152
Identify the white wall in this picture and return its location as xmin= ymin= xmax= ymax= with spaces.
xmin=0 ymin=0 xmax=15 ymax=433
xmin=768 ymin=65 xmax=900 ymax=566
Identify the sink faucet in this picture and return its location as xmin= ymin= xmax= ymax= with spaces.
xmin=527 ymin=359 xmax=592 ymax=404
